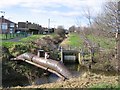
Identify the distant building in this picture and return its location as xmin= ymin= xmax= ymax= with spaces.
xmin=17 ymin=21 xmax=43 ymax=34
xmin=42 ymin=27 xmax=55 ymax=34
xmin=0 ymin=16 xmax=16 ymax=34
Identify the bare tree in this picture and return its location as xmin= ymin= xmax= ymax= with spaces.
xmin=83 ymin=7 xmax=92 ymax=26
xmin=93 ymin=2 xmax=118 ymax=37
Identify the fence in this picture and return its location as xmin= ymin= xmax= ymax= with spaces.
xmin=0 ymin=32 xmax=28 ymax=40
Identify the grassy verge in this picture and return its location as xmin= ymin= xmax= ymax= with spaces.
xmin=20 ymin=34 xmax=57 ymax=42
xmin=60 ymin=33 xmax=84 ymax=48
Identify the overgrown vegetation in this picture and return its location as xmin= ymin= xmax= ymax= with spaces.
xmin=86 ymin=34 xmax=115 ymax=49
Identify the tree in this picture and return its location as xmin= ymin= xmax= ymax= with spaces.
xmin=83 ymin=7 xmax=93 ymax=27
xmin=93 ymin=2 xmax=118 ymax=37
xmin=69 ymin=25 xmax=76 ymax=33
xmin=55 ymin=26 xmax=65 ymax=37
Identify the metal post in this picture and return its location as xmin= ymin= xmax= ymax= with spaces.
xmin=37 ymin=50 xmax=40 ymax=57
xmin=78 ymin=52 xmax=81 ymax=64
xmin=61 ymin=47 xmax=63 ymax=63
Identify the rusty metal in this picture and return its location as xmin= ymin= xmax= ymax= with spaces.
xmin=11 ymin=53 xmax=72 ymax=80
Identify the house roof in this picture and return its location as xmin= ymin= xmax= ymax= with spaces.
xmin=0 ymin=16 xmax=16 ymax=24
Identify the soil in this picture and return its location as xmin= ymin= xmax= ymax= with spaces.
xmin=11 ymin=71 xmax=119 ymax=88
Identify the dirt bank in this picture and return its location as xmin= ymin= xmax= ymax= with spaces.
xmin=11 ymin=72 xmax=119 ymax=88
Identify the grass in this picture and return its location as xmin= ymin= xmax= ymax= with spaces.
xmin=60 ymin=33 xmax=115 ymax=50
xmin=86 ymin=34 xmax=115 ymax=49
xmin=20 ymin=35 xmax=46 ymax=42
xmin=2 ymin=33 xmax=58 ymax=48
xmin=20 ymin=33 xmax=57 ymax=42
xmin=89 ymin=83 xmax=119 ymax=89
xmin=1 ymin=35 xmax=43 ymax=48
xmin=60 ymin=33 xmax=84 ymax=48
xmin=2 ymin=41 xmax=21 ymax=48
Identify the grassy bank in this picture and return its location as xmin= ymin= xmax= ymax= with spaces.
xmin=86 ymin=34 xmax=115 ymax=49
xmin=2 ymin=34 xmax=57 ymax=48
xmin=60 ymin=33 xmax=115 ymax=50
xmin=1 ymin=33 xmax=65 ymax=88
xmin=60 ymin=33 xmax=84 ymax=48
xmin=20 ymin=35 xmax=46 ymax=42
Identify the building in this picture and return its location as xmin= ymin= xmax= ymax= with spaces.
xmin=0 ymin=16 xmax=16 ymax=34
xmin=17 ymin=21 xmax=43 ymax=34
xmin=42 ymin=27 xmax=54 ymax=34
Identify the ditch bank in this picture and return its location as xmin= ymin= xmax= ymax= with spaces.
xmin=1 ymin=34 xmax=65 ymax=87
xmin=12 ymin=71 xmax=119 ymax=88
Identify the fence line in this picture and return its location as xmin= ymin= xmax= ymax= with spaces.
xmin=0 ymin=32 xmax=27 ymax=40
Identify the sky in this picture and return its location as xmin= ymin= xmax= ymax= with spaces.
xmin=0 ymin=0 xmax=111 ymax=29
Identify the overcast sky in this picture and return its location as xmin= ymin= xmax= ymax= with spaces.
xmin=0 ymin=0 xmax=111 ymax=29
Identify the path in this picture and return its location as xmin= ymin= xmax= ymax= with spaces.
xmin=2 ymin=37 xmax=25 ymax=42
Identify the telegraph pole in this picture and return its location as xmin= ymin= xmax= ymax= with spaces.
xmin=0 ymin=11 xmax=5 ymax=16
xmin=48 ymin=18 xmax=50 ymax=34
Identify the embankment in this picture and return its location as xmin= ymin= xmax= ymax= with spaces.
xmin=1 ymin=34 xmax=65 ymax=87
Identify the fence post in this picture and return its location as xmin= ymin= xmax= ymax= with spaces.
xmin=5 ymin=33 xmax=7 ymax=39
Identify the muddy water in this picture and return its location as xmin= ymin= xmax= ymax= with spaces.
xmin=34 ymin=63 xmax=118 ymax=85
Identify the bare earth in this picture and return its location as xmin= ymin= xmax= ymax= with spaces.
xmin=12 ymin=72 xmax=119 ymax=88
